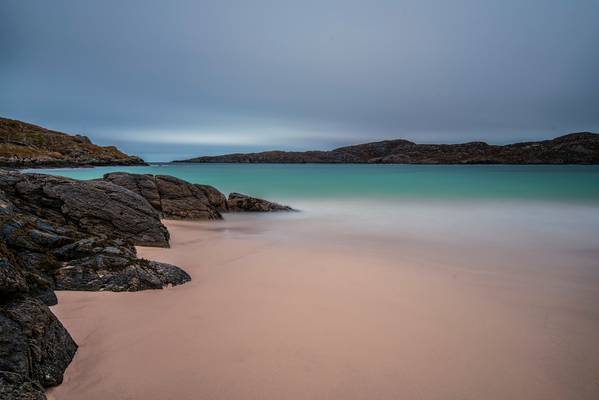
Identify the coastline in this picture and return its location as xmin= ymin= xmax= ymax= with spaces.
xmin=47 ymin=204 xmax=599 ymax=399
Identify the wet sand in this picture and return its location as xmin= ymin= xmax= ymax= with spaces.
xmin=47 ymin=203 xmax=599 ymax=399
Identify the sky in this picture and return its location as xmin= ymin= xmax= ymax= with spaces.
xmin=1 ymin=0 xmax=599 ymax=161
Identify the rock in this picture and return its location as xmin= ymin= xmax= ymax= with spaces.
xmin=0 ymin=296 xmax=77 ymax=388
xmin=0 ymin=371 xmax=46 ymax=400
xmin=153 ymin=175 xmax=222 ymax=220
xmin=103 ymin=172 xmax=223 ymax=220
xmin=0 ymin=171 xmax=170 ymax=247
xmin=101 ymin=172 xmax=162 ymax=210
xmin=227 ymin=193 xmax=294 ymax=212
xmin=0 ymin=250 xmax=28 ymax=298
xmin=103 ymin=172 xmax=298 ymax=216
xmin=1 ymin=182 xmax=190 ymax=295
xmin=0 ymin=117 xmax=146 ymax=168
xmin=194 ymin=184 xmax=228 ymax=212
xmin=0 ymin=172 xmax=200 ymax=399
xmin=55 ymin=257 xmax=191 ymax=292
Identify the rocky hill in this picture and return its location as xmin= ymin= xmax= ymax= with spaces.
xmin=177 ymin=132 xmax=599 ymax=164
xmin=0 ymin=117 xmax=146 ymax=168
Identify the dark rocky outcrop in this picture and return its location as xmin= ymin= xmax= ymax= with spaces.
xmin=0 ymin=174 xmax=192 ymax=399
xmin=0 ymin=297 xmax=77 ymax=387
xmin=102 ymin=172 xmax=293 ymax=216
xmin=0 ymin=186 xmax=189 ymax=295
xmin=103 ymin=172 xmax=225 ymax=219
xmin=177 ymin=132 xmax=599 ymax=164
xmin=0 ymin=171 xmax=170 ymax=247
xmin=1 ymin=211 xmax=78 ymax=397
xmin=1 ymin=168 xmax=292 ymax=398
xmin=0 ymin=117 xmax=146 ymax=168
xmin=194 ymin=184 xmax=229 ymax=213
xmin=54 ymin=250 xmax=190 ymax=292
xmin=227 ymin=193 xmax=294 ymax=212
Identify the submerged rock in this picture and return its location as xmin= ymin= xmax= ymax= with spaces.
xmin=227 ymin=193 xmax=294 ymax=212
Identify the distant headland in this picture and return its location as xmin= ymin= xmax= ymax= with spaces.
xmin=0 ymin=117 xmax=146 ymax=168
xmin=176 ymin=133 xmax=599 ymax=165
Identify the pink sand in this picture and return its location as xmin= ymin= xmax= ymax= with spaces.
xmin=48 ymin=205 xmax=599 ymax=399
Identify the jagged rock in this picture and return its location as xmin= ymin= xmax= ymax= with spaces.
xmin=0 ymin=210 xmax=75 ymax=392
xmin=0 ymin=250 xmax=28 ymax=297
xmin=0 ymin=371 xmax=46 ymax=400
xmin=103 ymin=173 xmax=297 ymax=216
xmin=227 ymin=193 xmax=294 ymax=212
xmin=0 ymin=117 xmax=146 ymax=168
xmin=0 ymin=171 xmax=170 ymax=247
xmin=0 ymin=173 xmax=195 ymax=399
xmin=100 ymin=172 xmax=162 ymax=210
xmin=103 ymin=172 xmax=223 ymax=220
xmin=0 ymin=184 xmax=190 ymax=295
xmin=55 ymin=257 xmax=191 ymax=291
xmin=195 ymin=184 xmax=228 ymax=212
xmin=153 ymin=175 xmax=223 ymax=219
xmin=52 ymin=236 xmax=135 ymax=260
xmin=0 ymin=296 xmax=77 ymax=388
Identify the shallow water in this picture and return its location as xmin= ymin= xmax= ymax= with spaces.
xmin=29 ymin=163 xmax=599 ymax=203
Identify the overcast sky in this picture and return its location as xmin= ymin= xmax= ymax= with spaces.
xmin=2 ymin=0 xmax=598 ymax=161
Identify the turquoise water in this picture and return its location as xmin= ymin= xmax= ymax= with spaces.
xmin=28 ymin=164 xmax=599 ymax=203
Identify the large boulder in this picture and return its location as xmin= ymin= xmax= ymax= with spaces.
xmin=0 ymin=171 xmax=169 ymax=247
xmin=0 ymin=248 xmax=77 ymax=395
xmin=100 ymin=172 xmax=162 ymax=210
xmin=103 ymin=173 xmax=299 ymax=216
xmin=194 ymin=184 xmax=228 ymax=212
xmin=103 ymin=172 xmax=224 ymax=219
xmin=227 ymin=193 xmax=294 ymax=212
xmin=0 ymin=297 xmax=77 ymax=388
xmin=0 ymin=178 xmax=190 ymax=295
xmin=54 ymin=251 xmax=191 ymax=292
xmin=1 ymin=215 xmax=190 ymax=297
xmin=154 ymin=175 xmax=222 ymax=220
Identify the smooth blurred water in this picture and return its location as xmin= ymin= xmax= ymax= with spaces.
xmin=28 ymin=163 xmax=599 ymax=279
xmin=28 ymin=163 xmax=599 ymax=204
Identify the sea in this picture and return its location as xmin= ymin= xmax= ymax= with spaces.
xmin=29 ymin=163 xmax=599 ymax=265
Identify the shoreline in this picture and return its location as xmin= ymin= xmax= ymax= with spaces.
xmin=47 ymin=211 xmax=599 ymax=399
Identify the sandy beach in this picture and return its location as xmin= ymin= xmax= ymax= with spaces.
xmin=47 ymin=202 xmax=599 ymax=400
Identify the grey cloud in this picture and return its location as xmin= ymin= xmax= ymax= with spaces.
xmin=2 ymin=0 xmax=598 ymax=160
